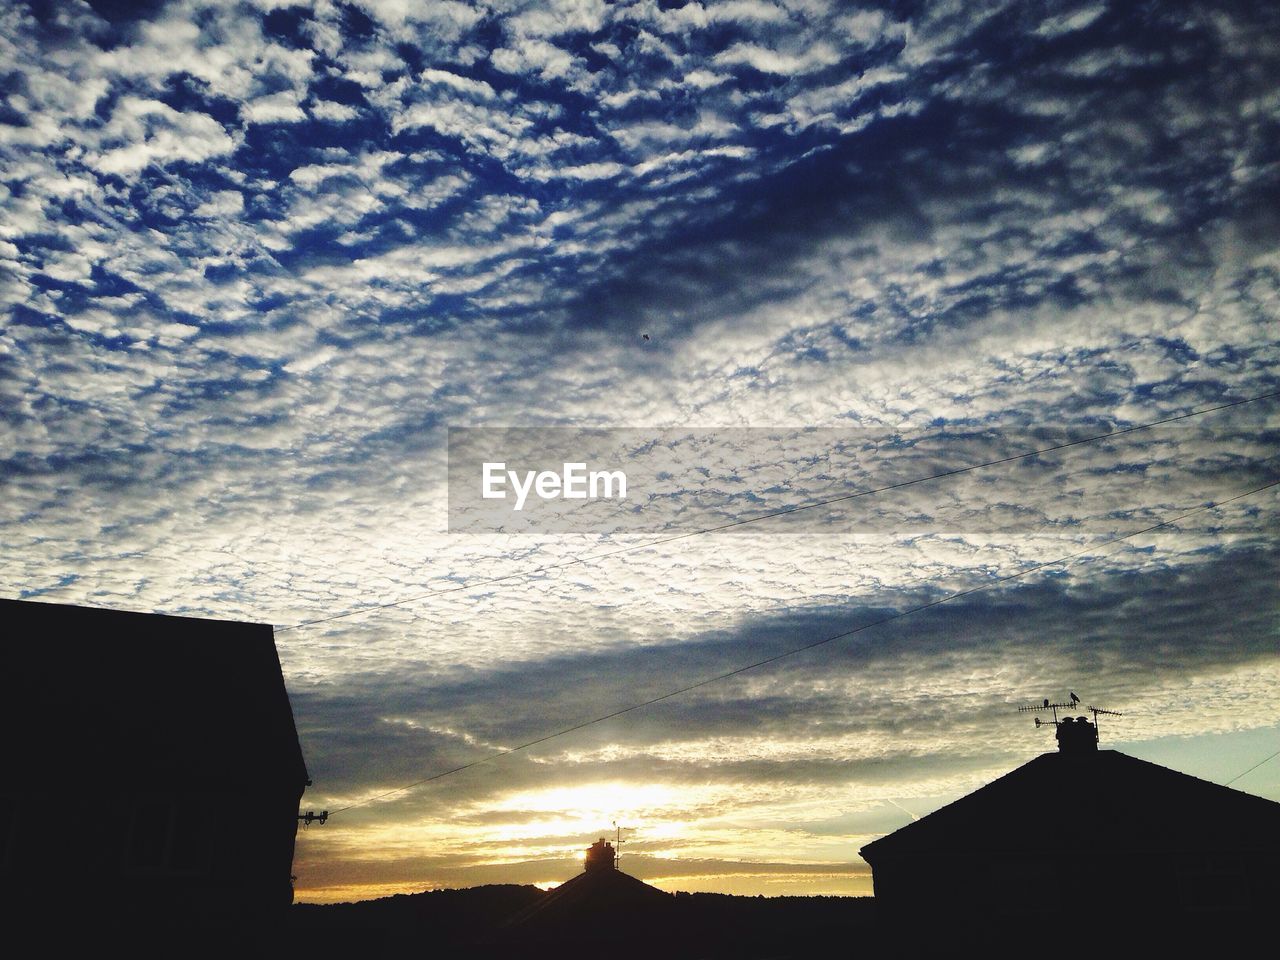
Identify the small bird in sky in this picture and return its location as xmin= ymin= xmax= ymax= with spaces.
xmin=1070 ymin=691 xmax=1080 ymax=704
xmin=1043 ymin=698 xmax=1050 ymax=708
xmin=642 ymin=333 xmax=650 ymax=342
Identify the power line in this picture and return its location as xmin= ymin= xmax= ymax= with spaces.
xmin=324 ymin=475 xmax=1280 ymax=815
xmin=278 ymin=389 xmax=1280 ymax=633
xmin=1225 ymin=748 xmax=1280 ymax=786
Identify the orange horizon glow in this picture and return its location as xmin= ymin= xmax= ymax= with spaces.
xmin=294 ymin=870 xmax=876 ymax=905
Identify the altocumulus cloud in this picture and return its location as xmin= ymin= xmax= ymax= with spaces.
xmin=1 ymin=0 xmax=1277 ymax=901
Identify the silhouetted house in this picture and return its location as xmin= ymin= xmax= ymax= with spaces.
xmin=0 ymin=599 xmax=309 ymax=951
xmin=860 ymin=717 xmax=1280 ymax=948
xmin=498 ymin=838 xmax=672 ymax=952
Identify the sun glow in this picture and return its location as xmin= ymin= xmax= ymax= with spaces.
xmin=495 ymin=781 xmax=680 ymax=820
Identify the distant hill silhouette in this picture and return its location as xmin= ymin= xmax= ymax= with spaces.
xmin=288 ymin=884 xmax=879 ymax=959
xmin=289 ymin=885 xmax=545 ymax=957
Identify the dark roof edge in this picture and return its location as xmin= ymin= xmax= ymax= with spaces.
xmin=859 ymin=749 xmax=1280 ymax=862
xmin=1 ymin=596 xmax=273 ymax=629
xmin=859 ymin=752 xmax=1056 ymax=860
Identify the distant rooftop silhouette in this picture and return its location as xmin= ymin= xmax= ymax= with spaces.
xmin=499 ymin=838 xmax=672 ymax=943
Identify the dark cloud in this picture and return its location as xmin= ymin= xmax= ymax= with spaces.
xmin=294 ymin=544 xmax=1278 ymax=797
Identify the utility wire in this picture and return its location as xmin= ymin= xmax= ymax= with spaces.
xmin=324 ymin=475 xmax=1280 ymax=815
xmin=1225 ymin=748 xmax=1280 ymax=786
xmin=278 ymin=390 xmax=1280 ymax=633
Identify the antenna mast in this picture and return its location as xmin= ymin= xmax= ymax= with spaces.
xmin=1087 ymin=705 xmax=1123 ymax=739
xmin=1017 ymin=692 xmax=1124 ymax=743
xmin=1017 ymin=699 xmax=1075 ymax=726
xmin=612 ymin=820 xmax=627 ymax=869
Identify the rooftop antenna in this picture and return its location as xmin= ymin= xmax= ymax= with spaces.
xmin=1087 ymin=705 xmax=1123 ymax=739
xmin=1017 ymin=694 xmax=1125 ymax=743
xmin=611 ymin=820 xmax=627 ymax=870
xmin=1018 ymin=697 xmax=1076 ymax=728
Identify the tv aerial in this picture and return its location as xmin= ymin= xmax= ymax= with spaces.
xmin=1086 ymin=705 xmax=1123 ymax=737
xmin=1018 ymin=697 xmax=1076 ymax=726
xmin=1017 ymin=693 xmax=1124 ymax=739
xmin=611 ymin=820 xmax=628 ymax=869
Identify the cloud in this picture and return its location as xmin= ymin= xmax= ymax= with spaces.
xmin=193 ymin=189 xmax=245 ymax=217
xmin=89 ymin=97 xmax=238 ymax=174
xmin=1036 ymin=4 xmax=1108 ymax=38
xmin=243 ymin=90 xmax=307 ymax=124
xmin=309 ymin=100 xmax=363 ymax=121
xmin=714 ymin=41 xmax=842 ymax=75
xmin=490 ymin=39 xmax=579 ymax=81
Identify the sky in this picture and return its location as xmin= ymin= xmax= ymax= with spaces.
xmin=1 ymin=0 xmax=1278 ymax=904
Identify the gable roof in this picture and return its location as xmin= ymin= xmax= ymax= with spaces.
xmin=2 ymin=598 xmax=308 ymax=789
xmin=860 ymin=750 xmax=1280 ymax=863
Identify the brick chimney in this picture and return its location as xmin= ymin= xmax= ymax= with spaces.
xmin=1056 ymin=715 xmax=1098 ymax=754
xmin=583 ymin=838 xmax=616 ymax=872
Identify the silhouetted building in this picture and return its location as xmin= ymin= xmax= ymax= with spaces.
xmin=860 ymin=717 xmax=1280 ymax=949
xmin=0 ymin=599 xmax=309 ymax=953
